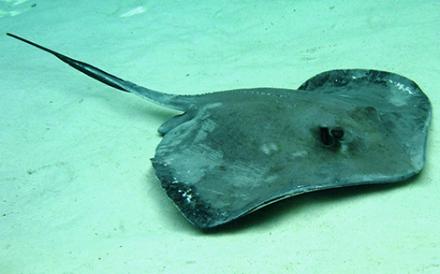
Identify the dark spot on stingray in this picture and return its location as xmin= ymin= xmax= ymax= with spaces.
xmin=319 ymin=126 xmax=333 ymax=146
xmin=7 ymin=33 xmax=432 ymax=229
xmin=318 ymin=126 xmax=344 ymax=150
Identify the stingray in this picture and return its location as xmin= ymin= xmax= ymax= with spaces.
xmin=7 ymin=33 xmax=431 ymax=229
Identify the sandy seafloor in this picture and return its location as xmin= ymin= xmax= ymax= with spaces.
xmin=0 ymin=0 xmax=439 ymax=273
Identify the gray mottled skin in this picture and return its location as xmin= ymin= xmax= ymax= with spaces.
xmin=8 ymin=33 xmax=431 ymax=229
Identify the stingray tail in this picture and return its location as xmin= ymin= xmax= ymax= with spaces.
xmin=6 ymin=33 xmax=191 ymax=111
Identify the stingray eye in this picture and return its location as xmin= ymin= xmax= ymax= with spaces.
xmin=319 ymin=126 xmax=345 ymax=146
xmin=319 ymin=126 xmax=332 ymax=145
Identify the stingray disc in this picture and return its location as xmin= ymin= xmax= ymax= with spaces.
xmin=152 ymin=69 xmax=431 ymax=228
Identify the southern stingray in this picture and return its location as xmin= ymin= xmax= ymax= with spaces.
xmin=7 ymin=33 xmax=431 ymax=229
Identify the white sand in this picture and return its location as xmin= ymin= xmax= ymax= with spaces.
xmin=1 ymin=1 xmax=439 ymax=273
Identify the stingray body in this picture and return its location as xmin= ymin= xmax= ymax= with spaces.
xmin=7 ymin=33 xmax=431 ymax=229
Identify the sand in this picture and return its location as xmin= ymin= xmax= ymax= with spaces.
xmin=1 ymin=0 xmax=439 ymax=273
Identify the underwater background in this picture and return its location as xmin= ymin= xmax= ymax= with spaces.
xmin=1 ymin=0 xmax=439 ymax=273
